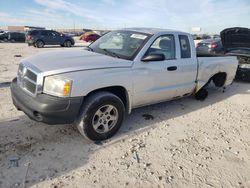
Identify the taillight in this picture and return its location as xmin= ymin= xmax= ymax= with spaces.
xmin=211 ymin=43 xmax=218 ymax=48
xmin=27 ymin=35 xmax=32 ymax=40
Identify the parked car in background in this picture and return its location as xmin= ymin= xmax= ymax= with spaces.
xmin=210 ymin=34 xmax=220 ymax=39
xmin=196 ymin=38 xmax=224 ymax=55
xmin=26 ymin=30 xmax=75 ymax=48
xmin=75 ymin=32 xmax=84 ymax=36
xmin=63 ymin=32 xmax=77 ymax=37
xmin=8 ymin=32 xmax=25 ymax=42
xmin=11 ymin=28 xmax=238 ymax=141
xmin=82 ymin=33 xmax=100 ymax=42
xmin=0 ymin=32 xmax=8 ymax=41
xmin=221 ymin=27 xmax=250 ymax=81
xmin=0 ymin=30 xmax=6 ymax=34
xmin=80 ymin=31 xmax=93 ymax=40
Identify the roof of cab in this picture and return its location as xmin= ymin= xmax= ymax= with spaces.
xmin=123 ymin=27 xmax=189 ymax=35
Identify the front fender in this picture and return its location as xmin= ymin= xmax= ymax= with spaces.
xmin=58 ymin=68 xmax=134 ymax=113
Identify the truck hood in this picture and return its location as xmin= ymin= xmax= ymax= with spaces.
xmin=221 ymin=27 xmax=250 ymax=57
xmin=22 ymin=49 xmax=133 ymax=75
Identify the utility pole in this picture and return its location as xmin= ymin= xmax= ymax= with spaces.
xmin=74 ymin=21 xmax=75 ymax=33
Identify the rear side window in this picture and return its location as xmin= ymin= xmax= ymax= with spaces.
xmin=40 ymin=30 xmax=49 ymax=36
xmin=179 ymin=35 xmax=191 ymax=58
xmin=29 ymin=30 xmax=39 ymax=35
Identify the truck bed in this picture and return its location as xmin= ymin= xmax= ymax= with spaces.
xmin=196 ymin=55 xmax=238 ymax=91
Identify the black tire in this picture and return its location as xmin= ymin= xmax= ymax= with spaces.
xmin=76 ymin=92 xmax=125 ymax=141
xmin=64 ymin=40 xmax=72 ymax=47
xmin=33 ymin=43 xmax=37 ymax=47
xmin=36 ymin=40 xmax=44 ymax=48
xmin=195 ymin=88 xmax=208 ymax=101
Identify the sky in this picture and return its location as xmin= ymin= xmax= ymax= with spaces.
xmin=0 ymin=0 xmax=250 ymax=33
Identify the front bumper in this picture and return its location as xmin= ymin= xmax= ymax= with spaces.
xmin=11 ymin=78 xmax=83 ymax=124
xmin=236 ymin=67 xmax=250 ymax=82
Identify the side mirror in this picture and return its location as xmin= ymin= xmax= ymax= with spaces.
xmin=141 ymin=53 xmax=165 ymax=62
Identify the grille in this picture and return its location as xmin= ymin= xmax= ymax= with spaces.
xmin=26 ymin=69 xmax=37 ymax=82
xmin=17 ymin=64 xmax=37 ymax=95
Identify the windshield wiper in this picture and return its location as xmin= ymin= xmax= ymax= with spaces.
xmin=102 ymin=49 xmax=120 ymax=58
xmin=85 ymin=46 xmax=94 ymax=52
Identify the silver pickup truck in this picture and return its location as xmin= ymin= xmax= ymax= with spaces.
xmin=11 ymin=28 xmax=238 ymax=141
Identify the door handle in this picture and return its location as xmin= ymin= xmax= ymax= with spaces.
xmin=167 ymin=66 xmax=177 ymax=71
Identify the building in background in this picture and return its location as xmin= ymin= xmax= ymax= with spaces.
xmin=7 ymin=26 xmax=45 ymax=32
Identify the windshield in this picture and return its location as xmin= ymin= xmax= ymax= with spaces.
xmin=89 ymin=30 xmax=151 ymax=60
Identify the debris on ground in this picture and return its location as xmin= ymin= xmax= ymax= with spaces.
xmin=133 ymin=151 xmax=140 ymax=163
xmin=0 ymin=82 xmax=11 ymax=88
xmin=14 ymin=54 xmax=22 ymax=57
xmin=9 ymin=156 xmax=20 ymax=167
xmin=142 ymin=114 xmax=154 ymax=120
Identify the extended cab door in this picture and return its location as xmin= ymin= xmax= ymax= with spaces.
xmin=171 ymin=34 xmax=197 ymax=95
xmin=132 ymin=34 xmax=197 ymax=107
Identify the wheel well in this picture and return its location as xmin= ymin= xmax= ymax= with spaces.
xmin=64 ymin=39 xmax=72 ymax=43
xmin=211 ymin=72 xmax=227 ymax=87
xmin=86 ymin=86 xmax=129 ymax=112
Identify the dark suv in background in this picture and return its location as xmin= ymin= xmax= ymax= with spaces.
xmin=8 ymin=32 xmax=25 ymax=42
xmin=26 ymin=30 xmax=75 ymax=48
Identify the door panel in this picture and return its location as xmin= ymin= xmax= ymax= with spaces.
xmin=132 ymin=60 xmax=178 ymax=107
xmin=40 ymin=30 xmax=49 ymax=44
xmin=132 ymin=34 xmax=197 ymax=108
xmin=132 ymin=35 xmax=178 ymax=107
xmin=50 ymin=31 xmax=60 ymax=45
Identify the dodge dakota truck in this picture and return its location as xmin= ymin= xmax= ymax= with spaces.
xmin=11 ymin=28 xmax=238 ymax=141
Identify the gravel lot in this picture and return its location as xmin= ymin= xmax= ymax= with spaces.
xmin=0 ymin=42 xmax=250 ymax=188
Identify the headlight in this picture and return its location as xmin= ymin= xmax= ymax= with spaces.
xmin=239 ymin=64 xmax=250 ymax=69
xmin=43 ymin=75 xmax=72 ymax=97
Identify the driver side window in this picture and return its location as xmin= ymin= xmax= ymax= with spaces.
xmin=51 ymin=31 xmax=59 ymax=36
xmin=146 ymin=35 xmax=175 ymax=60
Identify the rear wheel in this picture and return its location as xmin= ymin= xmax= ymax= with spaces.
xmin=76 ymin=92 xmax=125 ymax=141
xmin=36 ymin=40 xmax=44 ymax=48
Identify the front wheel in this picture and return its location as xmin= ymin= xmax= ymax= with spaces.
xmin=75 ymin=92 xmax=125 ymax=141
xmin=63 ymin=40 xmax=72 ymax=47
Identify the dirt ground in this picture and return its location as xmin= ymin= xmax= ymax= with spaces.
xmin=0 ymin=42 xmax=250 ymax=188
